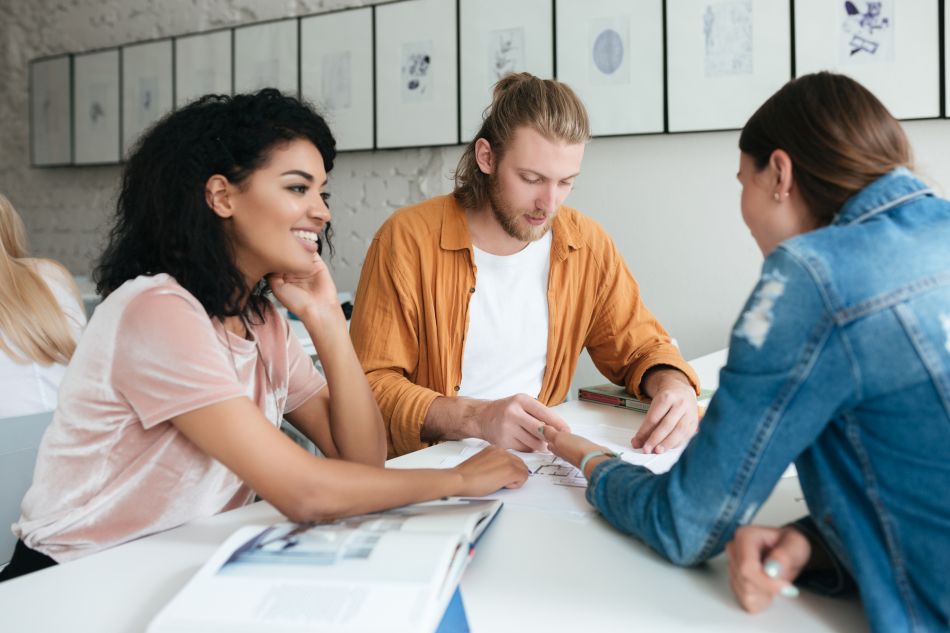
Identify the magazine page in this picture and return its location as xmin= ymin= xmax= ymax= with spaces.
xmin=149 ymin=529 xmax=464 ymax=633
xmin=148 ymin=498 xmax=501 ymax=633
xmin=380 ymin=497 xmax=501 ymax=543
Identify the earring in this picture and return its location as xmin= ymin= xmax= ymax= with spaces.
xmin=773 ymin=192 xmax=781 ymax=202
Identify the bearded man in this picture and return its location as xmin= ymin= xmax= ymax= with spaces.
xmin=350 ymin=73 xmax=699 ymax=458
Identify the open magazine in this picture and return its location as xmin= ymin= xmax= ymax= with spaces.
xmin=147 ymin=497 xmax=501 ymax=633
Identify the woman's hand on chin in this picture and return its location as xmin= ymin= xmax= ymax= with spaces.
xmin=268 ymin=252 xmax=340 ymax=321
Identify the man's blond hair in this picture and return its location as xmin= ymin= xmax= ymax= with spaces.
xmin=453 ymin=73 xmax=590 ymax=210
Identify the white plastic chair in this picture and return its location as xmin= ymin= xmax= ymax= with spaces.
xmin=0 ymin=410 xmax=54 ymax=566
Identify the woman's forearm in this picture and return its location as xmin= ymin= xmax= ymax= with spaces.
xmin=302 ymin=307 xmax=386 ymax=465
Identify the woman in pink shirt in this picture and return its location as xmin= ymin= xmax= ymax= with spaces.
xmin=1 ymin=89 xmax=527 ymax=581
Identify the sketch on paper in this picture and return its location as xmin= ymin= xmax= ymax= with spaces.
xmin=133 ymin=76 xmax=160 ymax=134
xmin=702 ymin=1 xmax=754 ymax=77
xmin=488 ymin=27 xmax=524 ymax=81
xmin=401 ymin=41 xmax=433 ymax=102
xmin=588 ymin=16 xmax=630 ymax=85
xmin=839 ymin=1 xmax=895 ymax=63
xmin=530 ymin=457 xmax=588 ymax=488
xmin=89 ymin=86 xmax=109 ymax=125
xmin=321 ymin=51 xmax=352 ymax=111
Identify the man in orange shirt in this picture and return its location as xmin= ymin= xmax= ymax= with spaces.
xmin=350 ymin=73 xmax=699 ymax=458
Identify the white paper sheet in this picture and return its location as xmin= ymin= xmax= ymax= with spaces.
xmin=432 ymin=421 xmax=794 ymax=518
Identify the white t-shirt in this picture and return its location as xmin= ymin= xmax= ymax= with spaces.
xmin=0 ymin=261 xmax=86 ymax=418
xmin=459 ymin=232 xmax=551 ymax=400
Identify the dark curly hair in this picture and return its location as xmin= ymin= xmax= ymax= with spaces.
xmin=94 ymin=89 xmax=337 ymax=320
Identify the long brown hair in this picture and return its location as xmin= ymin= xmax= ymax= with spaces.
xmin=453 ymin=73 xmax=590 ymax=210
xmin=0 ymin=193 xmax=80 ymax=365
xmin=739 ymin=72 xmax=912 ymax=227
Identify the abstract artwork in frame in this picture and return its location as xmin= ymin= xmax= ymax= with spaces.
xmin=375 ymin=0 xmax=458 ymax=148
xmin=795 ymin=0 xmax=940 ymax=120
xmin=73 ymin=48 xmax=121 ymax=165
xmin=29 ymin=55 xmax=72 ymax=166
xmin=234 ymin=19 xmax=299 ymax=96
xmin=122 ymin=39 xmax=173 ymax=158
xmin=666 ymin=0 xmax=791 ymax=132
xmin=459 ymin=0 xmax=553 ymax=141
xmin=175 ymin=29 xmax=233 ymax=108
xmin=555 ymin=0 xmax=664 ymax=136
xmin=301 ymin=7 xmax=374 ymax=151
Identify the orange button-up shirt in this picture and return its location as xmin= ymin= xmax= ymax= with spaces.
xmin=350 ymin=195 xmax=699 ymax=457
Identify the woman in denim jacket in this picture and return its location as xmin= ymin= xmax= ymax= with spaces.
xmin=544 ymin=72 xmax=950 ymax=632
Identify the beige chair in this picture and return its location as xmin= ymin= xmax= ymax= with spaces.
xmin=0 ymin=410 xmax=54 ymax=566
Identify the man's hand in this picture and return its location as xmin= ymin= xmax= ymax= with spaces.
xmin=726 ymin=525 xmax=811 ymax=613
xmin=475 ymin=394 xmax=570 ymax=452
xmin=633 ymin=368 xmax=699 ymax=454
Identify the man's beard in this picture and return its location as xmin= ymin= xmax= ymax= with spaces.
xmin=487 ymin=173 xmax=554 ymax=242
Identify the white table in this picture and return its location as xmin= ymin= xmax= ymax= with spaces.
xmin=0 ymin=351 xmax=868 ymax=632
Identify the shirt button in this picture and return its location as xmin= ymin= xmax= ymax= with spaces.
xmin=454 ymin=385 xmax=460 ymax=391
xmin=469 ymin=287 xmax=475 ymax=293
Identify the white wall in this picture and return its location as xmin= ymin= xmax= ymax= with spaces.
xmin=3 ymin=0 xmax=950 ymax=391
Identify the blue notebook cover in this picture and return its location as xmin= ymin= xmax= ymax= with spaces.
xmin=435 ymin=587 xmax=470 ymax=633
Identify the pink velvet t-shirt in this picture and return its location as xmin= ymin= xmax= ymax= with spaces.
xmin=13 ymin=274 xmax=325 ymax=562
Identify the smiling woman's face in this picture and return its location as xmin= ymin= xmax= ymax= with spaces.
xmin=222 ymin=138 xmax=331 ymax=283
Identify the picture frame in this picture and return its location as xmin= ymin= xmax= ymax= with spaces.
xmin=665 ymin=0 xmax=791 ymax=132
xmin=795 ymin=0 xmax=940 ymax=120
xmin=946 ymin=0 xmax=950 ymax=118
xmin=29 ymin=55 xmax=72 ymax=167
xmin=73 ymin=48 xmax=121 ymax=165
xmin=121 ymin=39 xmax=173 ymax=158
xmin=301 ymin=7 xmax=374 ymax=151
xmin=375 ymin=0 xmax=459 ymax=148
xmin=459 ymin=0 xmax=553 ymax=141
xmin=175 ymin=29 xmax=233 ymax=108
xmin=555 ymin=0 xmax=664 ymax=136
xmin=234 ymin=18 xmax=299 ymax=96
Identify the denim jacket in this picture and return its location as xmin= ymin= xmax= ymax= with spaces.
xmin=587 ymin=168 xmax=950 ymax=633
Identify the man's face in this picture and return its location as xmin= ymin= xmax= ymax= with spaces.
xmin=486 ymin=126 xmax=585 ymax=242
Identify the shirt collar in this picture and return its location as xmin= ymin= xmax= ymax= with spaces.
xmin=833 ymin=167 xmax=933 ymax=226
xmin=439 ymin=194 xmax=583 ymax=260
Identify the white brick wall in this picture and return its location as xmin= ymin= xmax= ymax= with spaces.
xmin=0 ymin=0 xmax=460 ymax=294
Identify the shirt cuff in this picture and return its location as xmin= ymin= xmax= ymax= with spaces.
xmin=629 ymin=354 xmax=701 ymax=401
xmin=584 ymin=457 xmax=629 ymax=512
xmin=788 ymin=516 xmax=857 ymax=596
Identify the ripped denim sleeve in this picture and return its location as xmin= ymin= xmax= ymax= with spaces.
xmin=734 ymin=270 xmax=789 ymax=350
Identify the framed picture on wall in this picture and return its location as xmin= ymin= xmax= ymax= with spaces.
xmin=375 ymin=0 xmax=458 ymax=148
xmin=29 ymin=55 xmax=72 ymax=166
xmin=234 ymin=18 xmax=299 ymax=96
xmin=555 ymin=0 xmax=664 ymax=136
xmin=666 ymin=0 xmax=790 ymax=132
xmin=175 ymin=29 xmax=232 ymax=108
xmin=73 ymin=48 xmax=121 ymax=164
xmin=122 ymin=39 xmax=173 ymax=158
xmin=458 ymin=0 xmax=553 ymax=142
xmin=301 ymin=7 xmax=374 ymax=151
xmin=795 ymin=0 xmax=940 ymax=120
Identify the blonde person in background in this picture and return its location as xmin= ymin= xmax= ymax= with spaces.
xmin=0 ymin=193 xmax=86 ymax=418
